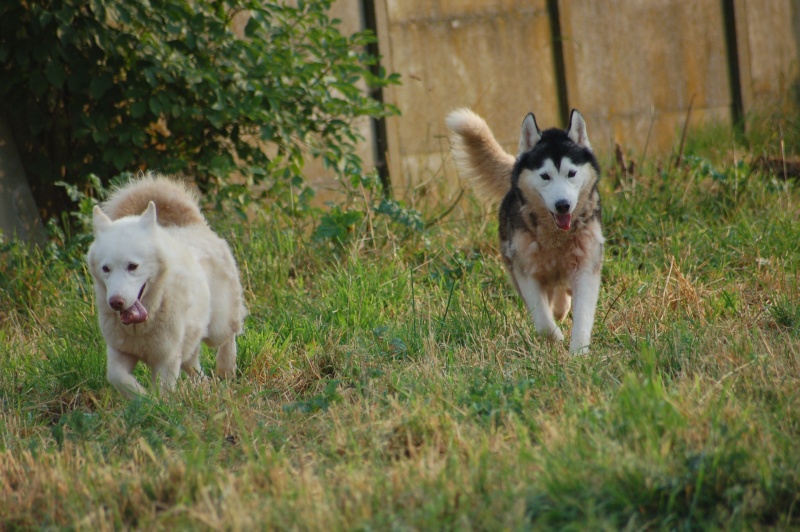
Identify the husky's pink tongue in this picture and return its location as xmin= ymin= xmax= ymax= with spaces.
xmin=554 ymin=213 xmax=572 ymax=231
xmin=120 ymin=300 xmax=148 ymax=325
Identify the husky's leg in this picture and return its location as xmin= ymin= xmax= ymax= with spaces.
xmin=107 ymin=347 xmax=146 ymax=398
xmin=549 ymin=287 xmax=572 ymax=322
xmin=152 ymin=355 xmax=182 ymax=395
xmin=513 ymin=266 xmax=564 ymax=342
xmin=215 ymin=337 xmax=237 ymax=378
xmin=570 ymin=268 xmax=601 ymax=354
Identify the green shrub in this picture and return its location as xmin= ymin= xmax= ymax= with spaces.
xmin=0 ymin=0 xmax=399 ymax=214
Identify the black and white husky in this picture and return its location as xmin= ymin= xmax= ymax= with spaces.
xmin=446 ymin=109 xmax=604 ymax=353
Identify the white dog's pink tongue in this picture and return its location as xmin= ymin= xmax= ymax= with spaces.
xmin=554 ymin=213 xmax=572 ymax=231
xmin=120 ymin=300 xmax=148 ymax=325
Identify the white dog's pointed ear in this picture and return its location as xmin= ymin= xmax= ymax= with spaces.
xmin=92 ymin=205 xmax=112 ymax=235
xmin=567 ymin=109 xmax=591 ymax=149
xmin=518 ymin=113 xmax=541 ymax=155
xmin=140 ymin=201 xmax=158 ymax=229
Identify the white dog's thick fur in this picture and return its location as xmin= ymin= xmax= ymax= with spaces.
xmin=447 ymin=109 xmax=604 ymax=354
xmin=88 ymin=175 xmax=246 ymax=397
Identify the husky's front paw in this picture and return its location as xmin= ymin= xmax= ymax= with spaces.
xmin=569 ymin=343 xmax=590 ymax=356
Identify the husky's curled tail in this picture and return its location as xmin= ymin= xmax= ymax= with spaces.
xmin=445 ymin=109 xmax=515 ymax=204
xmin=103 ymin=174 xmax=206 ymax=227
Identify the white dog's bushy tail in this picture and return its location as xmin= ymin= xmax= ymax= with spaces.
xmin=103 ymin=173 xmax=206 ymax=227
xmin=446 ymin=109 xmax=515 ymax=204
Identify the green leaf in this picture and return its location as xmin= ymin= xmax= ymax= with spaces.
xmin=37 ymin=10 xmax=54 ymax=27
xmin=148 ymin=96 xmax=162 ymax=115
xmin=111 ymin=3 xmax=132 ymax=25
xmin=29 ymin=71 xmax=48 ymax=96
xmin=67 ymin=63 xmax=90 ymax=91
xmin=143 ymin=67 xmax=158 ymax=87
xmin=131 ymin=100 xmax=147 ymax=118
xmin=89 ymin=74 xmax=113 ymax=99
xmin=105 ymin=147 xmax=132 ymax=170
xmin=45 ymin=61 xmax=66 ymax=88
xmin=207 ymin=111 xmax=225 ymax=129
xmin=89 ymin=0 xmax=106 ymax=21
xmin=91 ymin=128 xmax=109 ymax=143
xmin=130 ymin=130 xmax=147 ymax=147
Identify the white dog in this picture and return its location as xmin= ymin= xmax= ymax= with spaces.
xmin=87 ymin=175 xmax=246 ymax=397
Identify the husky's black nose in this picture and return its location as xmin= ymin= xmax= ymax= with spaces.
xmin=555 ymin=200 xmax=571 ymax=214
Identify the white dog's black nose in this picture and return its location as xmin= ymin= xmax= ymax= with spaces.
xmin=555 ymin=200 xmax=571 ymax=214
xmin=109 ymin=295 xmax=125 ymax=311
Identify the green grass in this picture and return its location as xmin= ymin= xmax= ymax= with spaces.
xmin=2 ymin=115 xmax=800 ymax=529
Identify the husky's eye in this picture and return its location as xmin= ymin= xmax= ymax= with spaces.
xmin=540 ymin=173 xmax=551 ymax=181
xmin=127 ymin=263 xmax=139 ymax=272
xmin=567 ymin=169 xmax=577 ymax=178
xmin=101 ymin=265 xmax=110 ymax=273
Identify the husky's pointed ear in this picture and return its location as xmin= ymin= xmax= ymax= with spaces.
xmin=140 ymin=201 xmax=158 ymax=229
xmin=92 ymin=206 xmax=112 ymax=235
xmin=519 ymin=113 xmax=541 ymax=155
xmin=567 ymin=109 xmax=591 ymax=149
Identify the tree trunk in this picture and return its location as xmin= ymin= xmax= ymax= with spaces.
xmin=0 ymin=112 xmax=45 ymax=245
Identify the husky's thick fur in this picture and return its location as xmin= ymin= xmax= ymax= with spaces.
xmin=87 ymin=175 xmax=246 ymax=397
xmin=446 ymin=109 xmax=603 ymax=353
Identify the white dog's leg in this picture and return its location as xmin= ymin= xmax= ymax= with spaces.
xmin=152 ymin=356 xmax=182 ymax=395
xmin=570 ymin=268 xmax=601 ymax=354
xmin=181 ymin=346 xmax=203 ymax=379
xmin=215 ymin=338 xmax=237 ymax=378
xmin=107 ymin=347 xmax=146 ymax=399
xmin=514 ymin=266 xmax=564 ymax=342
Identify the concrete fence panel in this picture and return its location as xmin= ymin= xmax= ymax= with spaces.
xmin=558 ymin=0 xmax=734 ymax=156
xmin=350 ymin=0 xmax=800 ymax=196
xmin=734 ymin=0 xmax=800 ymax=112
xmin=379 ymin=1 xmax=558 ymax=195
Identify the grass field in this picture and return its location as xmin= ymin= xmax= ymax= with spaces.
xmin=2 ymin=112 xmax=800 ymax=529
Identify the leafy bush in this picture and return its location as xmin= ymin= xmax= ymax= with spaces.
xmin=0 ymin=0 xmax=399 ymax=215
xmin=311 ymin=169 xmax=424 ymax=248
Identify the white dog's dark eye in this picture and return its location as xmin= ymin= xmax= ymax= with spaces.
xmin=127 ymin=263 xmax=138 ymax=272
xmin=102 ymin=265 xmax=110 ymax=273
xmin=540 ymin=173 xmax=551 ymax=181
xmin=567 ymin=170 xmax=576 ymax=178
